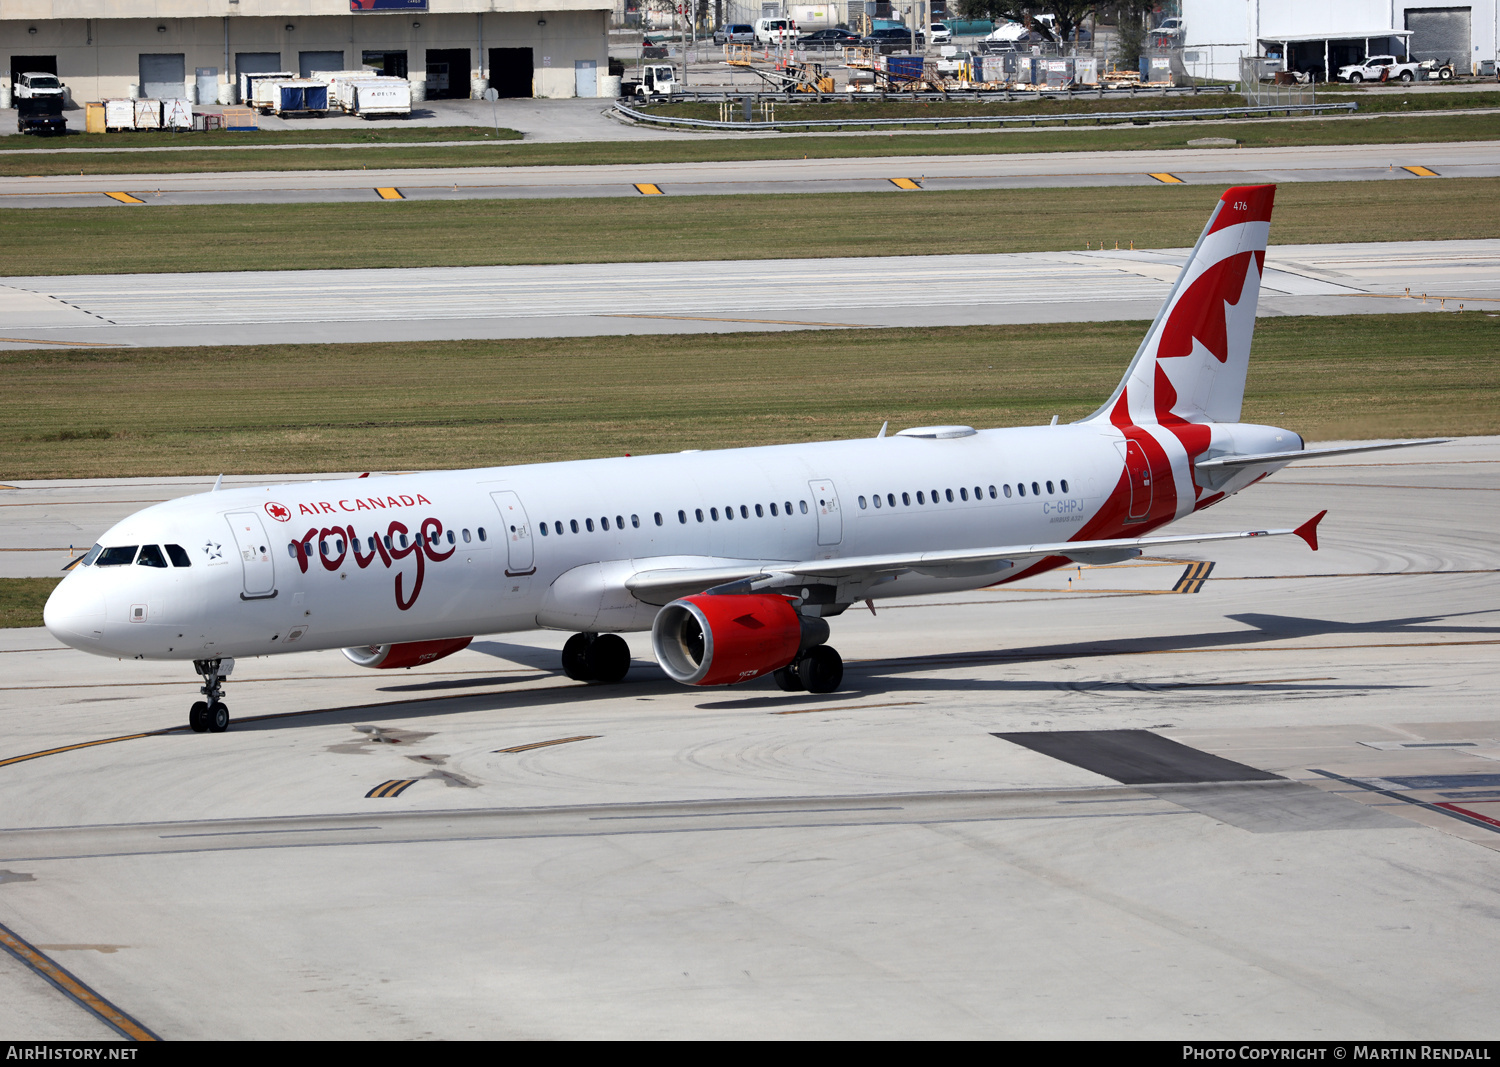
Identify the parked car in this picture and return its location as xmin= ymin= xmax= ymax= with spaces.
xmin=714 ymin=23 xmax=755 ymax=45
xmin=929 ymin=22 xmax=953 ymax=45
xmin=1156 ymin=16 xmax=1184 ymax=34
xmin=1337 ymin=54 xmax=1423 ymax=82
xmin=799 ymin=27 xmax=861 ymax=50
xmin=14 ymin=72 xmax=64 ymax=100
xmin=754 ymin=17 xmax=798 ymax=46
xmin=863 ymin=26 xmax=926 ymax=53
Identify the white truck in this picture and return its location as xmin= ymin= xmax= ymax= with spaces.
xmin=620 ymin=63 xmax=677 ymax=97
xmin=1336 ymin=54 xmax=1422 ymax=82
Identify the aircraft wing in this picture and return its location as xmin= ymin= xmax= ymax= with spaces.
xmin=624 ymin=512 xmax=1326 ymax=604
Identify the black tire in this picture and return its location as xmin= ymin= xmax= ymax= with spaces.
xmin=1399 ymin=71 xmax=1414 ymax=82
xmin=189 ymin=700 xmax=210 ymax=733
xmin=1349 ymin=72 xmax=1362 ymax=83
xmin=584 ymin=633 xmax=630 ymax=684
xmin=208 ymin=702 xmax=230 ymax=733
xmin=798 ymin=646 xmax=843 ymax=694
xmin=1440 ymin=68 xmax=1453 ymax=80
xmin=772 ymin=664 xmax=804 ymax=692
xmin=561 ymin=633 xmax=592 ymax=681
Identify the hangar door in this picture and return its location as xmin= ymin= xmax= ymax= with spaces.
xmin=1405 ymin=7 xmax=1471 ymax=63
xmin=10 ymin=55 xmax=56 ymax=86
xmin=139 ymin=54 xmax=185 ymax=99
xmin=236 ymin=52 xmax=282 ymax=77
xmin=489 ymin=48 xmax=534 ymax=97
xmin=300 ymin=51 xmax=346 ymax=77
xmin=426 ymin=48 xmax=471 ymax=98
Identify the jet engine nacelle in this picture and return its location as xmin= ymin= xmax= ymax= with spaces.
xmin=651 ymin=593 xmax=827 ymax=686
xmin=343 ymin=637 xmax=473 ymax=670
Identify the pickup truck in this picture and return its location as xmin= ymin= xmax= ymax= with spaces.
xmin=16 ymin=95 xmax=66 ymax=135
xmin=1336 ymin=55 xmax=1422 ymax=82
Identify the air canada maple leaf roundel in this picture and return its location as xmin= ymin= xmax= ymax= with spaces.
xmin=264 ymin=501 xmax=292 ymax=522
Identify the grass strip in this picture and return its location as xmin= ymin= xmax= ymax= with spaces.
xmin=0 ymin=578 xmax=61 ymax=628
xmin=2 ymin=314 xmax=1495 ymax=481
xmin=0 ymin=126 xmax=520 ymax=151
xmin=0 ymin=112 xmax=1496 ymax=176
xmin=3 ymin=178 xmax=1496 ymax=276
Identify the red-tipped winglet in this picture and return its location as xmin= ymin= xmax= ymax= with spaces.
xmin=1294 ymin=510 xmax=1327 ymax=551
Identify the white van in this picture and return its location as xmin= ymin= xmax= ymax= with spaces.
xmin=754 ymin=17 xmax=797 ymax=45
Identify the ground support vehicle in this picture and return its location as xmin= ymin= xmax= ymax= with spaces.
xmin=239 ymin=71 xmax=294 ymax=104
xmin=16 ymin=96 xmax=65 ymax=134
xmin=251 ymin=78 xmax=330 ymax=116
xmin=620 ymin=63 xmax=677 ymax=97
xmin=1420 ymin=58 xmax=1457 ymax=81
xmin=1337 ymin=55 xmax=1422 ymax=82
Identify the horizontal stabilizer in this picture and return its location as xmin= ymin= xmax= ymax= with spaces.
xmin=1196 ymin=438 xmax=1449 ymax=472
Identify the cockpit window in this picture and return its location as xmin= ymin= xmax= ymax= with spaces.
xmin=136 ymin=545 xmax=168 ymax=568
xmin=96 ymin=546 xmax=138 ymax=566
xmin=79 ymin=544 xmax=103 ymax=566
xmin=165 ymin=544 xmax=192 ymax=567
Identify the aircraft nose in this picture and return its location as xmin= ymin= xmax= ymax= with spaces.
xmin=44 ymin=577 xmax=105 ymax=648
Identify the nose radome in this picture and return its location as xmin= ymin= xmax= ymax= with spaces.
xmin=44 ymin=577 xmax=105 ymax=648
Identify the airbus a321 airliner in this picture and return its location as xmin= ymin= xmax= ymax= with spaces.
xmin=45 ymin=185 xmax=1440 ymax=733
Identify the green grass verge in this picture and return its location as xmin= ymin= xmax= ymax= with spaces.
xmin=1 ymin=125 xmax=520 ymax=150
xmin=0 ymin=112 xmax=1496 ymax=176
xmin=2 ymin=314 xmax=1495 ymax=481
xmin=4 ymin=178 xmax=1496 ymax=276
xmin=0 ymin=578 xmax=60 ymax=628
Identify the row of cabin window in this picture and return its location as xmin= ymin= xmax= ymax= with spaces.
xmin=289 ymin=526 xmax=488 ymax=560
xmin=856 ymin=479 xmax=1070 ymax=510
xmin=541 ymin=501 xmax=810 ymax=535
xmin=83 ymin=544 xmax=192 ymax=568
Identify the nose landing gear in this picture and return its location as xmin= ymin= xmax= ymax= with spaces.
xmin=190 ymin=658 xmax=233 ymax=733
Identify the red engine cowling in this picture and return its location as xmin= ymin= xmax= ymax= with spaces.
xmin=651 ymin=594 xmax=802 ymax=686
xmin=342 ymin=637 xmax=473 ymax=670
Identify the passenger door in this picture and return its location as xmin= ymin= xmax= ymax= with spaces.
xmin=808 ymin=479 xmax=843 ymax=546
xmin=489 ymin=491 xmax=535 ymax=575
xmin=225 ymin=511 xmax=276 ymax=598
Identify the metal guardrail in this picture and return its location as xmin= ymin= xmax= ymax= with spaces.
xmin=614 ymin=99 xmax=1358 ymax=131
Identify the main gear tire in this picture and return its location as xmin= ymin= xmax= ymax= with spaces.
xmin=189 ymin=701 xmax=210 ymax=733
xmin=584 ymin=633 xmax=631 ymax=684
xmin=797 ymin=645 xmax=843 ymax=694
xmin=561 ymin=633 xmax=592 ymax=681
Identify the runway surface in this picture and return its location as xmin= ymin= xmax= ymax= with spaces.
xmin=1 ymin=439 xmax=1498 ymax=1037
xmin=1 ymin=239 xmax=1495 ymax=349
xmin=0 ymin=140 xmax=1496 ymax=208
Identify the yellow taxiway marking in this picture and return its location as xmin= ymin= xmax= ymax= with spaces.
xmin=0 ymin=732 xmax=159 ymax=769
xmin=607 ymin=313 xmax=870 ymax=328
xmin=103 ymin=191 xmax=145 ymax=204
xmin=1402 ymin=165 xmax=1439 ymax=177
xmin=366 ymin=778 xmax=418 ymax=798
xmin=495 ymin=734 xmax=600 ymax=754
xmin=889 ymin=177 xmax=923 ymax=190
xmin=375 ymin=186 xmax=405 ymax=199
xmin=0 ymin=921 xmax=159 ymax=1040
xmin=1148 ymin=172 xmax=1185 ymax=184
xmin=0 ymin=336 xmax=120 ymax=346
xmin=1172 ymin=560 xmax=1216 ymax=593
xmin=633 ymin=182 xmax=664 ymax=195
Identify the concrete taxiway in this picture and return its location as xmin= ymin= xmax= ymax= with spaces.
xmin=0 ymin=140 xmax=1496 ymax=209
xmin=0 ymin=239 xmax=1495 ymax=350
xmin=0 ymin=439 xmax=1497 ymax=1038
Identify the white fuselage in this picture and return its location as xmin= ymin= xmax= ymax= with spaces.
xmin=43 ymin=420 xmax=1295 ymax=663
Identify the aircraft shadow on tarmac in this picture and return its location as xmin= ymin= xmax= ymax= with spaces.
xmin=202 ymin=608 xmax=1499 ymax=733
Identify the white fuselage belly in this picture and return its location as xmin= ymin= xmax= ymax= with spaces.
xmin=44 ymin=420 xmax=1288 ymax=663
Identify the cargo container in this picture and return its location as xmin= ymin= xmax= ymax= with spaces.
xmin=884 ymin=54 xmax=925 ymax=80
xmin=134 ymin=99 xmax=162 ymax=129
xmin=85 ymin=101 xmax=106 ymax=133
xmin=240 ymin=71 xmax=293 ymax=105
xmin=104 ymin=98 xmax=136 ymax=130
xmin=349 ymin=78 xmax=411 ymax=117
xmin=944 ymin=19 xmax=995 ymax=36
xmin=163 ymin=98 xmax=193 ymax=130
xmin=252 ymin=79 xmax=329 ymax=116
xmin=789 ymin=6 xmax=834 ymax=31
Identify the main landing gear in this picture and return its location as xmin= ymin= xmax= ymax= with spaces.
xmin=561 ymin=633 xmax=631 ymax=684
xmin=772 ymin=644 xmax=844 ymax=694
xmin=189 ymin=658 xmax=232 ymax=733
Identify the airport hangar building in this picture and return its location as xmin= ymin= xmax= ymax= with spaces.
xmin=2 ymin=0 xmax=612 ymax=104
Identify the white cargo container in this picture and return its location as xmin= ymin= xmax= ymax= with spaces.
xmin=162 ymin=98 xmax=193 ymax=130
xmin=240 ymin=71 xmax=293 ymax=105
xmin=104 ymin=98 xmax=136 ymax=130
xmin=350 ymin=78 xmax=411 ymax=117
xmin=134 ymin=99 xmax=161 ymax=129
xmin=789 ymin=6 xmax=834 ymax=30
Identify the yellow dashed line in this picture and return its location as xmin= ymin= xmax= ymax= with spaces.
xmin=889 ymin=177 xmax=923 ymax=190
xmin=375 ymin=187 xmax=405 ymax=200
xmin=1402 ymin=165 xmax=1439 ymax=177
xmin=633 ymin=183 xmax=664 ymax=195
xmin=0 ymin=921 xmax=159 ymax=1040
xmin=366 ymin=779 xmax=417 ymax=798
xmin=103 ymin=191 xmax=145 ymax=204
xmin=1148 ymin=173 xmax=1185 ymax=184
xmin=1172 ymin=560 xmax=1216 ymax=593
xmin=494 ymin=734 xmax=600 ymax=754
